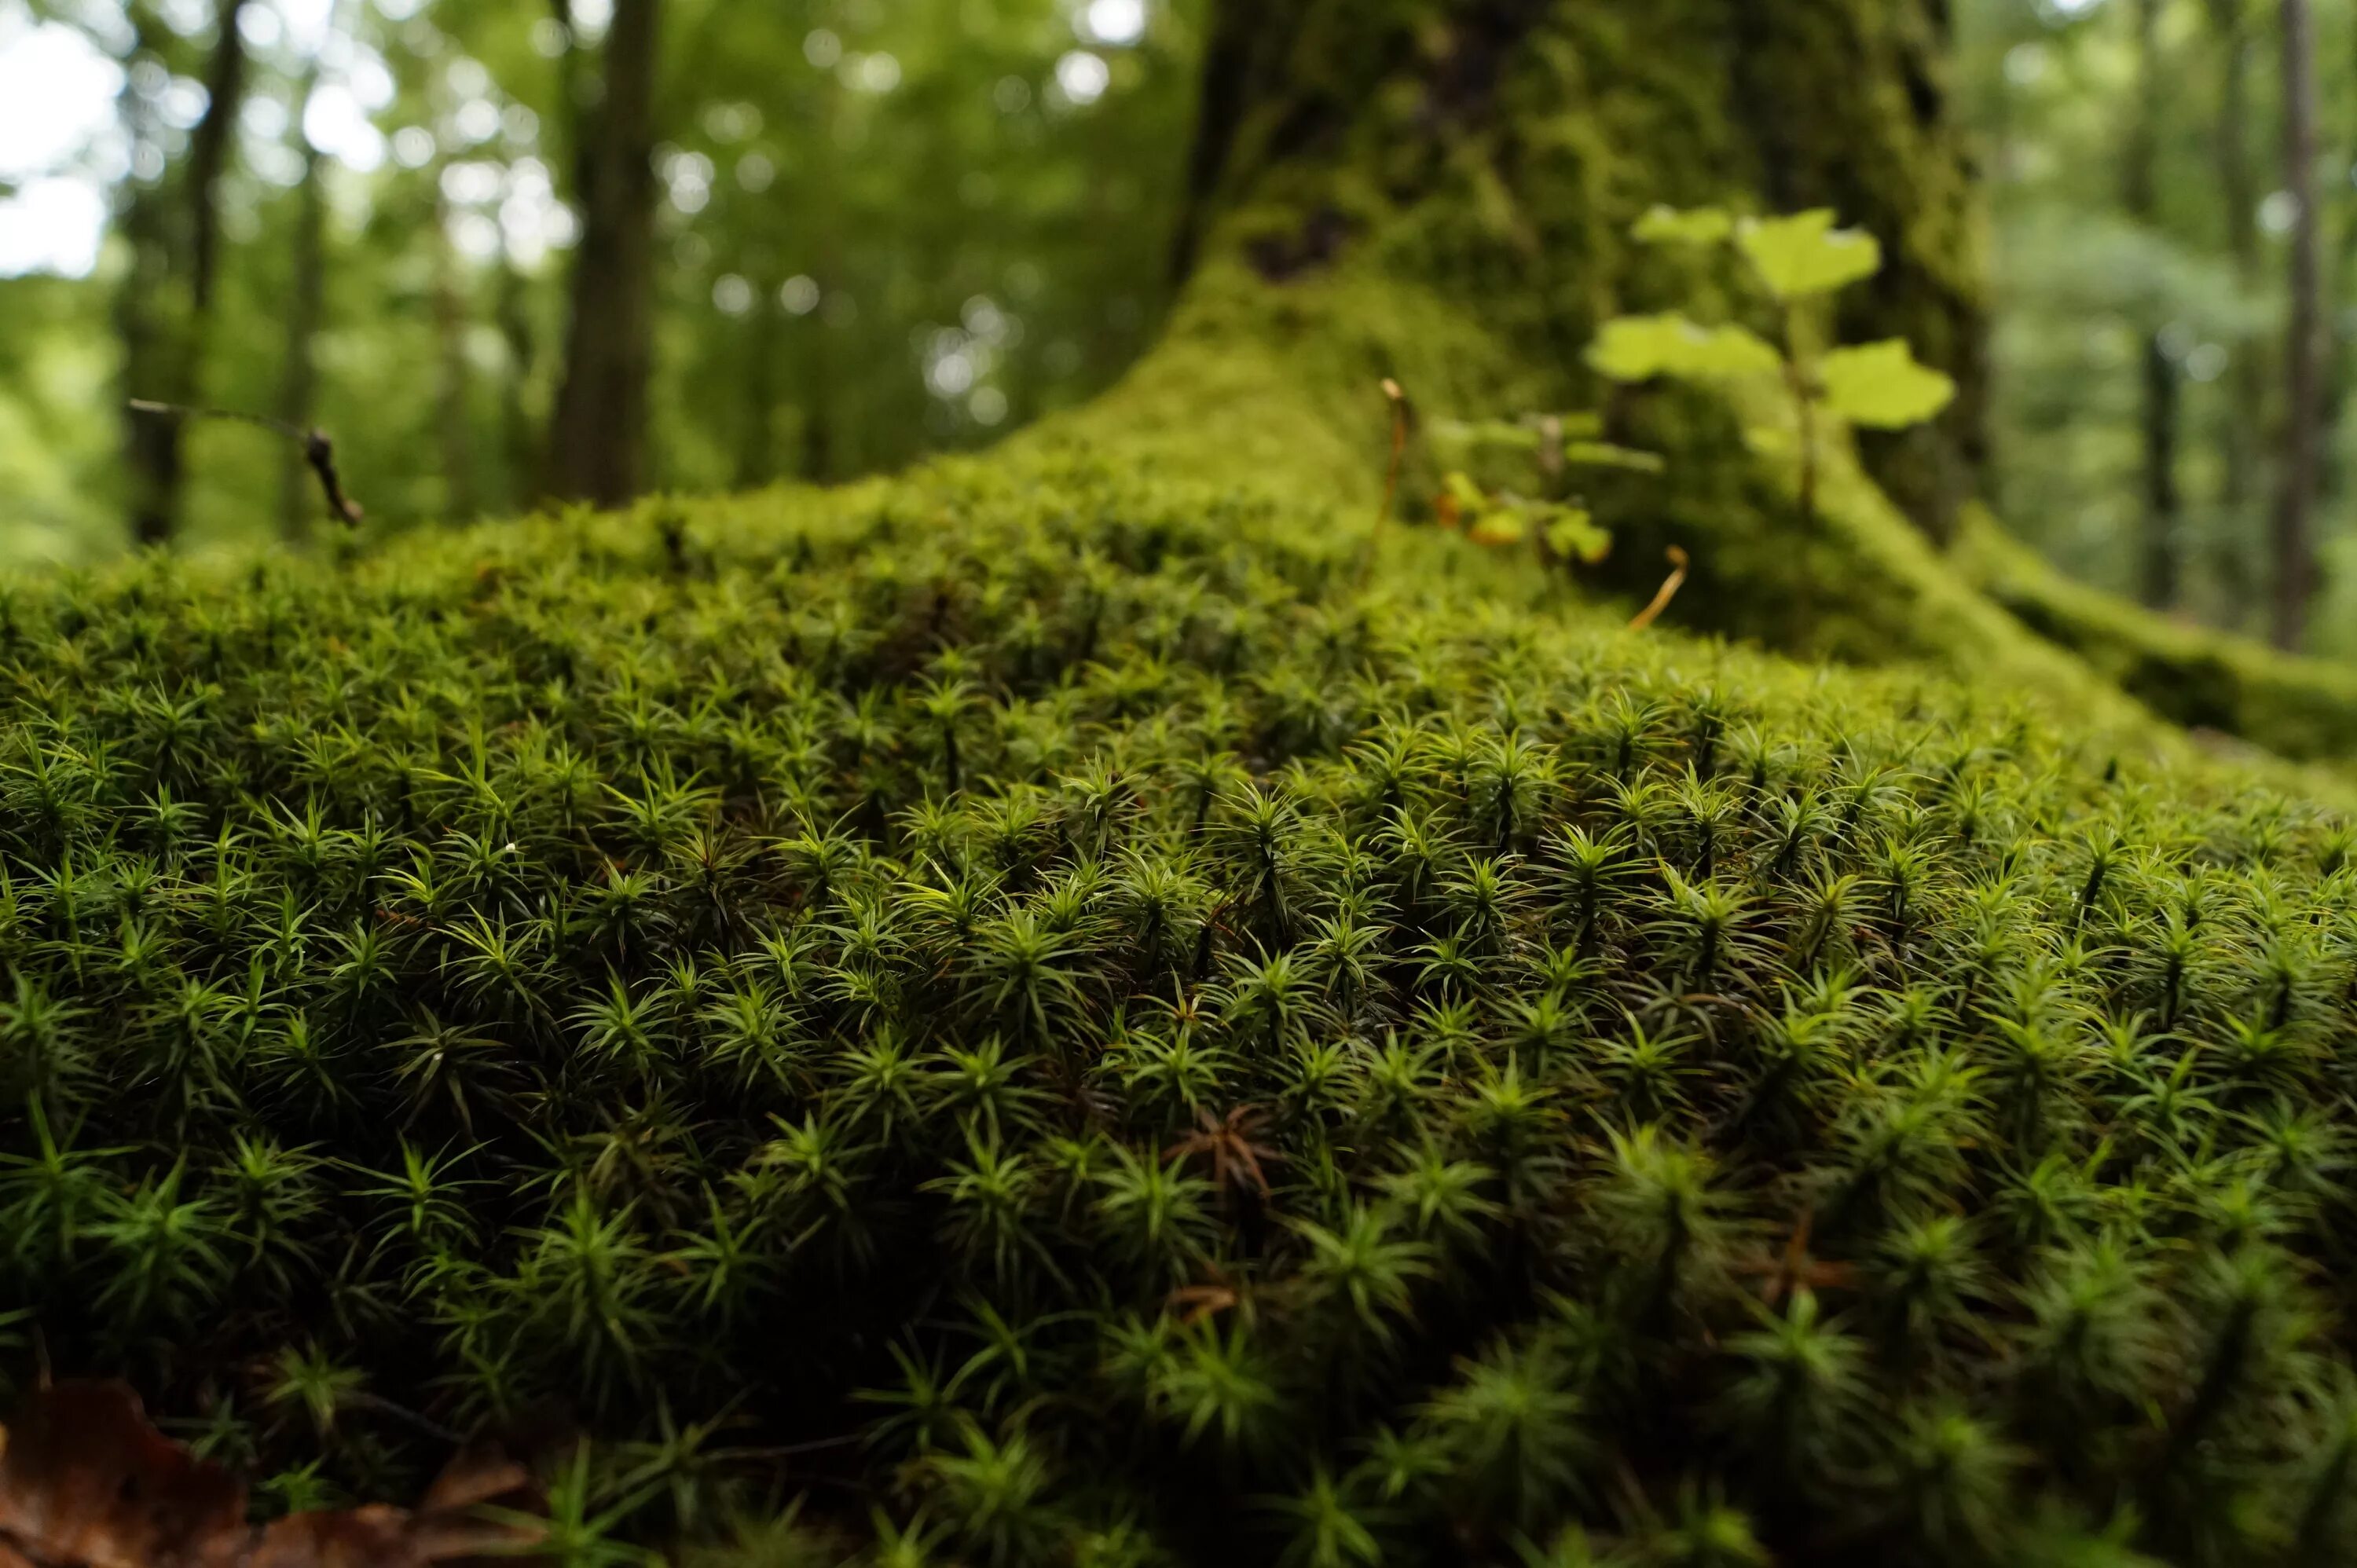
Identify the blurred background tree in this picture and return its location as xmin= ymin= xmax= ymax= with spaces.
xmin=3 ymin=0 xmax=2357 ymax=660
xmin=1956 ymin=0 xmax=2343 ymax=653
xmin=0 ymin=0 xmax=1195 ymax=556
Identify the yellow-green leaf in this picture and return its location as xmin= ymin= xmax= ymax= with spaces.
xmin=1541 ymin=506 xmax=1612 ymax=562
xmin=1736 ymin=211 xmax=1881 ymax=301
xmin=1564 ymin=441 xmax=1666 ymax=474
xmin=1818 ymin=339 xmax=1958 ymax=429
xmin=1589 ymin=315 xmax=1782 ymax=384
xmin=1434 ymin=418 xmax=1542 ymax=452
xmin=1468 ymin=508 xmax=1528 ymax=547
xmin=1633 ymin=205 xmax=1734 ymax=247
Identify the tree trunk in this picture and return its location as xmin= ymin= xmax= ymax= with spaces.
xmin=1171 ymin=0 xmax=1990 ymax=654
xmin=115 ymin=6 xmax=182 ymax=550
xmin=121 ymin=0 xmax=251 ymax=547
xmin=496 ymin=259 xmax=540 ymax=511
xmin=433 ymin=184 xmax=477 ymax=522
xmin=545 ymin=0 xmax=662 ymax=507
xmin=275 ymin=71 xmax=328 ymax=544
xmin=2274 ymin=0 xmax=2322 ymax=650
xmin=735 ymin=270 xmax=780 ymax=489
xmin=185 ymin=0 xmax=250 ymax=322
xmin=1124 ymin=0 xmax=2357 ymax=762
xmin=2127 ymin=0 xmax=2179 ymax=610
xmin=2207 ymin=0 xmax=2262 ymax=628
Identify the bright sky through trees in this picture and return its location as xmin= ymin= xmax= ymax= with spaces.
xmin=0 ymin=0 xmax=1152 ymax=280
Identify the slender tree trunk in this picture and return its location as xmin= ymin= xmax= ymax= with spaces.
xmin=276 ymin=71 xmax=328 ymax=543
xmin=185 ymin=0 xmax=250 ymax=321
xmin=2128 ymin=0 xmax=2179 ymax=610
xmin=802 ymin=69 xmax=843 ymax=484
xmin=545 ymin=0 xmax=662 ymax=507
xmin=2207 ymin=0 xmax=2263 ymax=628
xmin=116 ymin=6 xmax=180 ymax=548
xmin=2275 ymin=0 xmax=2322 ymax=650
xmin=123 ymin=0 xmax=251 ymax=547
xmin=496 ymin=258 xmax=540 ymax=510
xmin=735 ymin=267 xmax=780 ymax=489
xmin=433 ymin=187 xmax=477 ymax=522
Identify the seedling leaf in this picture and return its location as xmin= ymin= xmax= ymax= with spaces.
xmin=1634 ymin=205 xmax=1735 ymax=247
xmin=1589 ymin=315 xmax=1782 ymax=385
xmin=1818 ymin=339 xmax=1958 ymax=429
xmin=1543 ymin=507 xmax=1612 ymax=563
xmin=1736 ymin=211 xmax=1881 ymax=300
xmin=1564 ymin=441 xmax=1666 ymax=474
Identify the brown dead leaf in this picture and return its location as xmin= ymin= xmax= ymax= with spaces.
xmin=0 ymin=1383 xmax=544 ymax=1568
xmin=0 ymin=1382 xmax=244 ymax=1568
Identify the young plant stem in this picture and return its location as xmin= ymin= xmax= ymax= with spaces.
xmin=1359 ymin=378 xmax=1409 ymax=586
xmin=1629 ymin=547 xmax=1691 ymax=631
xmin=1780 ymin=302 xmax=1820 ymax=634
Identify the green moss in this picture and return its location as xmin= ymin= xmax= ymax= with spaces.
xmin=1159 ymin=0 xmax=2357 ymax=767
xmin=10 ymin=6 xmax=2357 ymax=1563
xmin=1955 ymin=510 xmax=2357 ymax=766
xmin=5 ymin=436 xmax=2357 ymax=1565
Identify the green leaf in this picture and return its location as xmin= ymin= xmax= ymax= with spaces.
xmin=1736 ymin=211 xmax=1881 ymax=301
xmin=1634 ymin=205 xmax=1735 ymax=247
xmin=1541 ymin=506 xmax=1613 ymax=563
xmin=1442 ymin=471 xmax=1491 ymax=513
xmin=1563 ymin=441 xmax=1666 ymax=474
xmin=1818 ymin=340 xmax=1958 ymax=429
xmin=1589 ymin=315 xmax=1783 ymax=385
xmin=1435 ymin=418 xmax=1543 ymax=452
xmin=1468 ymin=508 xmax=1529 ymax=547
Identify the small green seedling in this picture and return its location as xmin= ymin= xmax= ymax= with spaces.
xmin=1429 ymin=410 xmax=1660 ymax=575
xmin=1590 ymin=207 xmax=1957 ymax=538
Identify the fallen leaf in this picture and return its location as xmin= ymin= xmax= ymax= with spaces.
xmin=0 ymin=1383 xmax=544 ymax=1568
xmin=0 ymin=1383 xmax=244 ymax=1568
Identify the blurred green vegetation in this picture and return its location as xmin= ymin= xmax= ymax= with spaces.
xmin=1959 ymin=0 xmax=2352 ymax=652
xmin=0 ymin=0 xmax=1198 ymax=560
xmin=4 ymin=0 xmax=2357 ymax=658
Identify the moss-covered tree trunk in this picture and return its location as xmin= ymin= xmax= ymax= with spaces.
xmin=1171 ymin=0 xmax=1988 ymax=536
xmin=1094 ymin=0 xmax=2357 ymax=764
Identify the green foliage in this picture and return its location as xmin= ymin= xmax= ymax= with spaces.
xmin=1819 ymin=343 xmax=1966 ymax=430
xmin=1732 ymin=211 xmax=1883 ymax=303
xmin=1593 ymin=208 xmax=1957 ymax=438
xmin=0 ymin=0 xmax=1197 ymax=559
xmin=0 ymin=443 xmax=2351 ymax=1565
xmin=1585 ymin=319 xmax=1783 ymax=386
xmin=1428 ymin=414 xmax=1655 ymax=570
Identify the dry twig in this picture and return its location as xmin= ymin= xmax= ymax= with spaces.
xmin=128 ymin=401 xmax=365 ymax=529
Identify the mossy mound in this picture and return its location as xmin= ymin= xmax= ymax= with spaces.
xmin=1954 ymin=511 xmax=2357 ymax=768
xmin=2 ymin=449 xmax=2356 ymax=1566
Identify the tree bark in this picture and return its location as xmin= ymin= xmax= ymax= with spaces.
xmin=185 ymin=0 xmax=250 ymax=321
xmin=115 ymin=5 xmax=181 ymax=549
xmin=735 ymin=270 xmax=781 ymax=489
xmin=1134 ymin=0 xmax=2357 ymax=762
xmin=276 ymin=68 xmax=328 ymax=544
xmin=545 ymin=0 xmax=662 ymax=507
xmin=121 ymin=0 xmax=251 ymax=547
xmin=2274 ymin=0 xmax=2322 ymax=650
xmin=1174 ymin=0 xmax=1992 ymax=647
xmin=2127 ymin=0 xmax=2179 ymax=610
xmin=496 ymin=258 xmax=540 ymax=511
xmin=2206 ymin=0 xmax=2262 ymax=628
xmin=433 ymin=186 xmax=477 ymax=523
